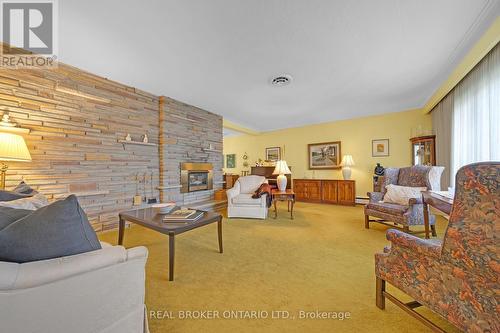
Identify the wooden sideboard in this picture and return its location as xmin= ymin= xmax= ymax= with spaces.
xmin=293 ymin=179 xmax=356 ymax=206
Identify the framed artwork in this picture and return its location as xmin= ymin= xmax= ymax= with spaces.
xmin=226 ymin=154 xmax=236 ymax=168
xmin=265 ymin=147 xmax=281 ymax=162
xmin=372 ymin=139 xmax=389 ymax=157
xmin=308 ymin=141 xmax=341 ymax=169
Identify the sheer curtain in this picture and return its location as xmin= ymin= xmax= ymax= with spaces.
xmin=431 ymin=93 xmax=453 ymax=189
xmin=451 ymin=44 xmax=500 ymax=186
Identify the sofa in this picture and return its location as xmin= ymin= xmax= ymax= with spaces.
xmin=375 ymin=162 xmax=499 ymax=332
xmin=364 ymin=165 xmax=444 ymax=234
xmin=226 ymin=175 xmax=268 ymax=219
xmin=0 ymin=243 xmax=149 ymax=333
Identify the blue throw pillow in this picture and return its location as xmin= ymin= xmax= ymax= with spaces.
xmin=0 ymin=181 xmax=38 ymax=202
xmin=13 ymin=181 xmax=38 ymax=195
xmin=0 ymin=195 xmax=102 ymax=263
xmin=0 ymin=206 xmax=33 ymax=230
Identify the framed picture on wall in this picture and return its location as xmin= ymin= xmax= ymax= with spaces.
xmin=308 ymin=141 xmax=341 ymax=169
xmin=372 ymin=139 xmax=389 ymax=157
xmin=226 ymin=154 xmax=236 ymax=168
xmin=265 ymin=147 xmax=281 ymax=161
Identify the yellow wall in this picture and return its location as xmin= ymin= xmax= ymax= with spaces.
xmin=223 ymin=109 xmax=432 ymax=198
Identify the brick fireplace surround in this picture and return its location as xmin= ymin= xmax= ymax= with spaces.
xmin=0 ymin=62 xmax=223 ymax=232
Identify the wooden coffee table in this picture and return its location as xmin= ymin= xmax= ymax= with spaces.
xmin=118 ymin=207 xmax=223 ymax=281
xmin=272 ymin=189 xmax=295 ymax=219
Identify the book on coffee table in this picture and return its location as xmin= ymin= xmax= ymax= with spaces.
xmin=162 ymin=209 xmax=203 ymax=223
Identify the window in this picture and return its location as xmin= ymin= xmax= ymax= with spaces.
xmin=450 ymin=44 xmax=500 ymax=186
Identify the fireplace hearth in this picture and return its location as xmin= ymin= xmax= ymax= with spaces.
xmin=180 ymin=163 xmax=213 ymax=193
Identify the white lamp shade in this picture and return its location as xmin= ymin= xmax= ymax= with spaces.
xmin=0 ymin=132 xmax=32 ymax=162
xmin=272 ymin=160 xmax=291 ymax=175
xmin=341 ymin=155 xmax=355 ymax=167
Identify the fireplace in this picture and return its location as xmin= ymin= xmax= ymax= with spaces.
xmin=180 ymin=163 xmax=213 ymax=193
xmin=188 ymin=171 xmax=209 ymax=191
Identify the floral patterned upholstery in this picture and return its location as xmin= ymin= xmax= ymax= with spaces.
xmin=365 ymin=166 xmax=444 ymax=231
xmin=366 ymin=202 xmax=408 ymax=216
xmin=375 ymin=162 xmax=500 ymax=332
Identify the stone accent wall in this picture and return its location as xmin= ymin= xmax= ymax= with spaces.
xmin=160 ymin=97 xmax=223 ymax=204
xmin=0 ymin=65 xmax=160 ymax=231
xmin=0 ymin=60 xmax=223 ymax=231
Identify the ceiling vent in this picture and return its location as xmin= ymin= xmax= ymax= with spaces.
xmin=270 ymin=74 xmax=293 ymax=86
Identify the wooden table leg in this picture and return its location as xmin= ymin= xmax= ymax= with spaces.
xmin=217 ymin=218 xmax=223 ymax=253
xmin=168 ymin=233 xmax=175 ymax=281
xmin=118 ymin=216 xmax=125 ymax=245
xmin=287 ymin=200 xmax=290 ymax=212
xmin=423 ymin=201 xmax=430 ymax=239
xmin=290 ymin=199 xmax=294 ymax=220
xmin=274 ymin=197 xmax=278 ymax=219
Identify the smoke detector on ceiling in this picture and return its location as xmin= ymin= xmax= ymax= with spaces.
xmin=270 ymin=74 xmax=293 ymax=86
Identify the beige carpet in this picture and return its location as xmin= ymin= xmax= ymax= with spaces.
xmin=100 ymin=202 xmax=459 ymax=333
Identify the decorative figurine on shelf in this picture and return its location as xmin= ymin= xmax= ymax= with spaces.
xmin=142 ymin=134 xmax=148 ymax=143
xmin=374 ymin=163 xmax=385 ymax=176
xmin=125 ymin=133 xmax=132 ymax=141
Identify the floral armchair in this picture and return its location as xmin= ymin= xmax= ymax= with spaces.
xmin=365 ymin=165 xmax=444 ymax=235
xmin=375 ymin=162 xmax=499 ymax=332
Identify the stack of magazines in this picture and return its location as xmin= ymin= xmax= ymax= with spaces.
xmin=162 ymin=209 xmax=203 ymax=223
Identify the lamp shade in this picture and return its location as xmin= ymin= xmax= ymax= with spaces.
xmin=272 ymin=160 xmax=291 ymax=175
xmin=0 ymin=132 xmax=32 ymax=162
xmin=341 ymin=155 xmax=355 ymax=167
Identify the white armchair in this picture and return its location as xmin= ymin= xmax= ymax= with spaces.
xmin=226 ymin=175 xmax=268 ymax=219
xmin=0 ymin=243 xmax=149 ymax=333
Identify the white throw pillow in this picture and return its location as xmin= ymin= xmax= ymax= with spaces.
xmin=382 ymin=184 xmax=427 ymax=206
xmin=0 ymin=194 xmax=49 ymax=210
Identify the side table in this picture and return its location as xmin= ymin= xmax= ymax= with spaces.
xmin=272 ymin=189 xmax=295 ymax=219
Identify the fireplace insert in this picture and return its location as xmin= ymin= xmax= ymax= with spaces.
xmin=180 ymin=162 xmax=213 ymax=193
xmin=188 ymin=171 xmax=209 ymax=192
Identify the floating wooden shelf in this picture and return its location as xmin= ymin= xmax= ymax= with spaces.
xmin=202 ymin=148 xmax=221 ymax=153
xmin=157 ymin=185 xmax=182 ymax=190
xmin=118 ymin=140 xmax=158 ymax=147
xmin=70 ymin=190 xmax=110 ymax=197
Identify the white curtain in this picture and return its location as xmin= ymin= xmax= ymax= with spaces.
xmin=451 ymin=43 xmax=500 ymax=186
xmin=432 ymin=93 xmax=453 ymax=189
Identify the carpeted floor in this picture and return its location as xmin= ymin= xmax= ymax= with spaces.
xmin=100 ymin=202 xmax=459 ymax=333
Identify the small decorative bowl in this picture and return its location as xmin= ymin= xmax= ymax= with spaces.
xmin=152 ymin=203 xmax=176 ymax=214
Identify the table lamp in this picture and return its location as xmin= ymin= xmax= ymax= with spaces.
xmin=272 ymin=160 xmax=291 ymax=192
xmin=341 ymin=155 xmax=355 ymax=180
xmin=0 ymin=132 xmax=32 ymax=190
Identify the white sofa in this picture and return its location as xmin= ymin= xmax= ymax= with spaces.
xmin=0 ymin=243 xmax=149 ymax=333
xmin=226 ymin=175 xmax=269 ymax=219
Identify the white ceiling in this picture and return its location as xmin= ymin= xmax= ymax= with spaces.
xmin=58 ymin=0 xmax=500 ymax=131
